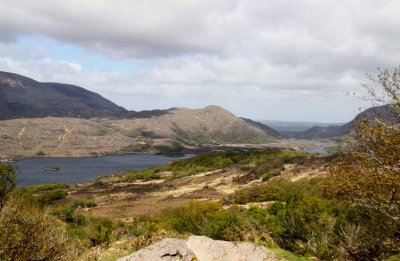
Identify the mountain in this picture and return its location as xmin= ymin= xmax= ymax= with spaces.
xmin=0 ymin=71 xmax=282 ymax=157
xmin=240 ymin=118 xmax=281 ymax=137
xmin=286 ymin=104 xmax=397 ymax=139
xmin=0 ymin=71 xmax=130 ymax=120
xmin=0 ymin=106 xmax=279 ymax=158
xmin=261 ymin=120 xmax=342 ymax=132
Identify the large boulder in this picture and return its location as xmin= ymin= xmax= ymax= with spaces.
xmin=117 ymin=235 xmax=278 ymax=261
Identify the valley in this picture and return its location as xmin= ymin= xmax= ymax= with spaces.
xmin=0 ymin=71 xmax=398 ymax=261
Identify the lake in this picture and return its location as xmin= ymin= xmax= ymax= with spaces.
xmin=12 ymin=153 xmax=192 ymax=187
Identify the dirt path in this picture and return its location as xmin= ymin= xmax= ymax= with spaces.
xmin=17 ymin=123 xmax=26 ymax=146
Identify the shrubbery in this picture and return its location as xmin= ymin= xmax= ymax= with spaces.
xmin=122 ymin=149 xmax=309 ymax=182
xmin=0 ymin=197 xmax=76 ymax=260
xmin=158 ymin=176 xmax=400 ymax=260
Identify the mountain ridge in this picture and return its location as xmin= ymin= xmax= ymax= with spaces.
xmin=284 ymin=104 xmax=397 ymax=139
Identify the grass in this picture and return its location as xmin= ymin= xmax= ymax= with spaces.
xmin=16 ymin=183 xmax=70 ymax=206
xmin=271 ymin=247 xmax=310 ymax=261
xmin=20 ymin=183 xmax=69 ymax=193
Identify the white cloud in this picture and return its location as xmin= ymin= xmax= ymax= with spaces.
xmin=0 ymin=0 xmax=399 ymax=122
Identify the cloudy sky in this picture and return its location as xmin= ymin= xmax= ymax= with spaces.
xmin=0 ymin=0 xmax=399 ymax=122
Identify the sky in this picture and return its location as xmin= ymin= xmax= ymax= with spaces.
xmin=0 ymin=0 xmax=399 ymax=123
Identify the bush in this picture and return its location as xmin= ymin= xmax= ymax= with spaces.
xmin=0 ymin=197 xmax=76 ymax=260
xmin=35 ymin=150 xmax=46 ymax=156
xmin=0 ymin=164 xmax=15 ymax=211
xmin=23 ymin=183 xmax=69 ymax=193
xmin=71 ymin=199 xmax=97 ymax=209
xmin=266 ymin=195 xmax=339 ymax=259
xmin=37 ymin=189 xmax=67 ymax=205
xmin=51 ymin=206 xmax=116 ymax=247
xmin=162 ymin=201 xmax=245 ymax=240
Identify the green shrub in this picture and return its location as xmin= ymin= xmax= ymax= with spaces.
xmin=261 ymin=169 xmax=281 ymax=181
xmin=51 ymin=206 xmax=86 ymax=225
xmin=37 ymin=189 xmax=67 ymax=205
xmin=0 ymin=164 xmax=15 ymax=211
xmin=71 ymin=199 xmax=97 ymax=209
xmin=0 ymin=197 xmax=76 ymax=260
xmin=35 ymin=150 xmax=46 ymax=156
xmin=51 ymin=206 xmax=116 ymax=247
xmin=19 ymin=183 xmax=69 ymax=193
xmin=162 ymin=201 xmax=222 ymax=235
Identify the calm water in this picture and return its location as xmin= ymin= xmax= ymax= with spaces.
xmin=304 ymin=146 xmax=329 ymax=154
xmin=12 ymin=153 xmax=192 ymax=187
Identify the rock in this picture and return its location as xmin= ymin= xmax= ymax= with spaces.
xmin=117 ymin=235 xmax=278 ymax=261
xmin=186 ymin=236 xmax=275 ymax=261
xmin=116 ymin=238 xmax=195 ymax=261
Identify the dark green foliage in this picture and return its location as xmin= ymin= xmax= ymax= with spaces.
xmin=19 ymin=183 xmax=69 ymax=193
xmin=51 ymin=206 xmax=116 ymax=247
xmin=71 ymin=199 xmax=97 ymax=209
xmin=0 ymin=164 xmax=15 ymax=211
xmin=16 ymin=183 xmax=69 ymax=206
xmin=230 ymin=177 xmax=400 ymax=260
xmin=162 ymin=201 xmax=243 ymax=240
xmin=37 ymin=189 xmax=67 ymax=205
xmin=35 ymin=150 xmax=46 ymax=156
xmin=335 ymin=205 xmax=400 ymax=260
xmin=52 ymin=206 xmax=86 ymax=225
xmin=266 ymin=195 xmax=339 ymax=259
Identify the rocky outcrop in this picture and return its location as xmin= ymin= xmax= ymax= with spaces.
xmin=117 ymin=235 xmax=278 ymax=261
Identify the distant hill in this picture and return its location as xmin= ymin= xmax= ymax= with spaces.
xmin=286 ymin=105 xmax=396 ymax=139
xmin=261 ymin=120 xmax=342 ymax=132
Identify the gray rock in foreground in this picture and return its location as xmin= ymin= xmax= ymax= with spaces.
xmin=117 ymin=235 xmax=278 ymax=261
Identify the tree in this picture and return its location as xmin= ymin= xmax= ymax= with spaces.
xmin=330 ymin=67 xmax=400 ymax=218
xmin=0 ymin=164 xmax=16 ymax=211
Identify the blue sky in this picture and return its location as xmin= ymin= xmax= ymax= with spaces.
xmin=1 ymin=0 xmax=399 ymax=122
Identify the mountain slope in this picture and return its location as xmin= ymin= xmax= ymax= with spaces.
xmin=0 ymin=71 xmax=127 ymax=119
xmin=240 ymin=117 xmax=281 ymax=138
xmin=0 ymin=106 xmax=280 ymax=158
xmin=287 ymin=104 xmax=397 ymax=139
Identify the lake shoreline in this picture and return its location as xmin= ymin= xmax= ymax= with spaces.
xmin=0 ymin=139 xmax=335 ymax=162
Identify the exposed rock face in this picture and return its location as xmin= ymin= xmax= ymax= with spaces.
xmin=118 ymin=238 xmax=195 ymax=261
xmin=117 ymin=236 xmax=278 ymax=261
